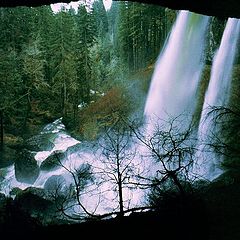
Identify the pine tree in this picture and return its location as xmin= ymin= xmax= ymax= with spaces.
xmin=74 ymin=3 xmax=96 ymax=105
xmin=115 ymin=2 xmax=176 ymax=72
xmin=48 ymin=8 xmax=77 ymax=119
xmin=92 ymin=0 xmax=109 ymax=38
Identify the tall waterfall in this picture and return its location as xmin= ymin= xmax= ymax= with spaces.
xmin=195 ymin=18 xmax=240 ymax=179
xmin=144 ymin=11 xmax=209 ymax=130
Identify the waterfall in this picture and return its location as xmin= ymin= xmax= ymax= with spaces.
xmin=144 ymin=10 xmax=209 ymax=132
xmin=195 ymin=18 xmax=240 ymax=180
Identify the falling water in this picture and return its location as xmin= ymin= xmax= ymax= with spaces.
xmin=195 ymin=18 xmax=240 ymax=180
xmin=144 ymin=10 xmax=209 ymax=132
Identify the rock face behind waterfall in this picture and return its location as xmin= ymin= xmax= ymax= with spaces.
xmin=15 ymin=149 xmax=40 ymax=184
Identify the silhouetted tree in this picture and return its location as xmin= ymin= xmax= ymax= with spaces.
xmin=130 ymin=115 xmax=196 ymax=197
xmin=48 ymin=160 xmax=96 ymax=221
xmin=95 ymin=120 xmax=141 ymax=217
xmin=48 ymin=121 xmax=150 ymax=220
xmin=206 ymin=106 xmax=240 ymax=169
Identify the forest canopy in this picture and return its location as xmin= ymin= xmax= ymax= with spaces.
xmin=0 ymin=0 xmax=177 ymax=144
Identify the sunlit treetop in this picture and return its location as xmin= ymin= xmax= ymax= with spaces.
xmin=51 ymin=0 xmax=112 ymax=13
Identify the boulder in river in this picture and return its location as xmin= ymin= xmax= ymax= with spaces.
xmin=40 ymin=150 xmax=65 ymax=171
xmin=15 ymin=149 xmax=40 ymax=184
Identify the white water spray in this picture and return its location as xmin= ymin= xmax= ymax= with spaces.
xmin=0 ymin=118 xmax=144 ymax=215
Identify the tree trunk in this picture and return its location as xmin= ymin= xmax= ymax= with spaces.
xmin=118 ymin=178 xmax=124 ymax=217
xmin=170 ymin=171 xmax=186 ymax=197
xmin=22 ymin=92 xmax=31 ymax=133
xmin=0 ymin=110 xmax=3 ymax=150
xmin=117 ymin=153 xmax=124 ymax=217
xmin=62 ymin=81 xmax=67 ymax=118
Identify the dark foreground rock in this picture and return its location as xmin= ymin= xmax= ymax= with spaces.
xmin=0 ymin=189 xmax=211 ymax=240
xmin=1 ymin=171 xmax=240 ymax=240
xmin=13 ymin=187 xmax=56 ymax=220
xmin=0 ymin=209 xmax=211 ymax=240
xmin=203 ymin=170 xmax=240 ymax=240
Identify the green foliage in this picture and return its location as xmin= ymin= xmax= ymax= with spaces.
xmin=89 ymin=36 xmax=127 ymax=92
xmin=0 ymin=7 xmax=35 ymax=52
xmin=0 ymin=2 xmax=177 ymax=145
xmin=73 ymin=4 xmax=97 ymax=106
xmin=22 ymin=35 xmax=46 ymax=94
xmin=0 ymin=49 xmax=23 ymax=109
xmin=92 ymin=0 xmax=109 ymax=37
xmin=48 ymin=10 xmax=78 ymax=118
xmin=115 ymin=2 xmax=176 ymax=72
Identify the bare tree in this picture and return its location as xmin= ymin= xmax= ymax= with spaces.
xmin=47 ymin=136 xmax=150 ymax=221
xmin=45 ymin=155 xmax=98 ymax=221
xmin=47 ymin=115 xmax=198 ymax=221
xmin=205 ymin=106 xmax=240 ymax=167
xmin=94 ymin=121 xmax=142 ymax=217
xmin=129 ymin=115 xmax=196 ymax=197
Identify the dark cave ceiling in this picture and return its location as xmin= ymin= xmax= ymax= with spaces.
xmin=1 ymin=0 xmax=240 ymax=19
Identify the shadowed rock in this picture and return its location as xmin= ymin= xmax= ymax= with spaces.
xmin=15 ymin=149 xmax=40 ymax=184
xmin=40 ymin=150 xmax=65 ymax=171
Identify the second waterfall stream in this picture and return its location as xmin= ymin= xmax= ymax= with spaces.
xmin=194 ymin=18 xmax=240 ymax=179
